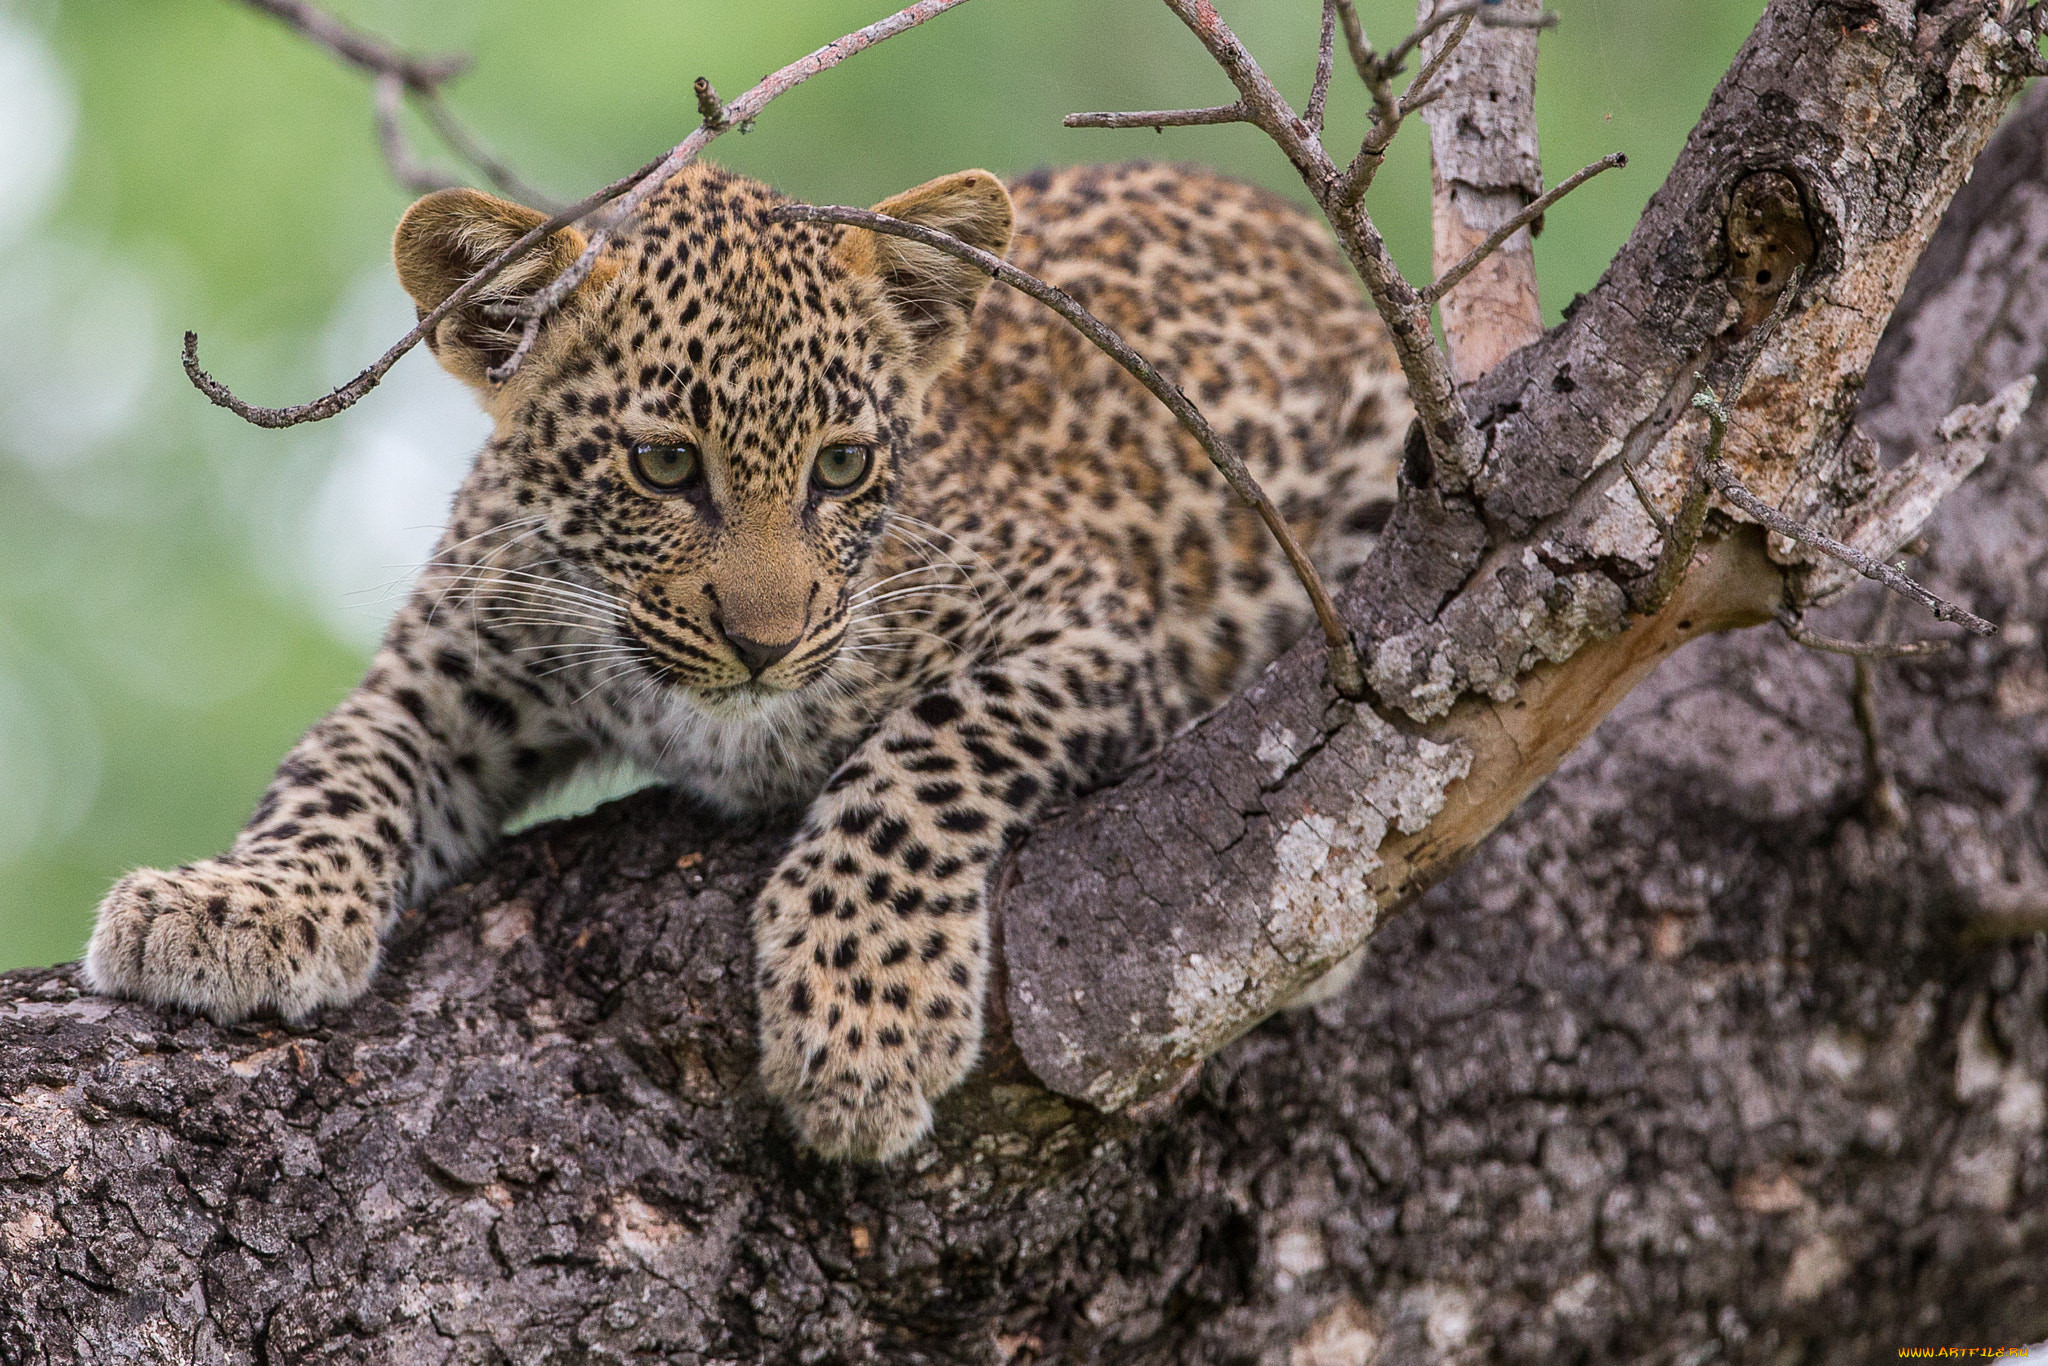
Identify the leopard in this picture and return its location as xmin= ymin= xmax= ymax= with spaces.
xmin=84 ymin=159 xmax=1410 ymax=1160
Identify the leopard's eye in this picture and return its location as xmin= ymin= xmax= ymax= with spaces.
xmin=628 ymin=440 xmax=701 ymax=493
xmin=813 ymin=442 xmax=874 ymax=494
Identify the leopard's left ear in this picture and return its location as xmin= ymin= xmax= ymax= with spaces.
xmin=394 ymin=189 xmax=615 ymax=396
xmin=834 ymin=169 xmax=1013 ymax=378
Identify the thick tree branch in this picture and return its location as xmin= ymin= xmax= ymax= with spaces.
xmin=1005 ymin=0 xmax=2037 ymax=1110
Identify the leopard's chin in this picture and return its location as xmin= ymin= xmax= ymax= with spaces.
xmin=683 ymin=678 xmax=798 ymax=718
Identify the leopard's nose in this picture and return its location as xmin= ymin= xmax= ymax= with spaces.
xmin=721 ymin=629 xmax=799 ymax=677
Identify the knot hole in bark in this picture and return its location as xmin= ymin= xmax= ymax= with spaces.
xmin=1725 ymin=169 xmax=1816 ymax=327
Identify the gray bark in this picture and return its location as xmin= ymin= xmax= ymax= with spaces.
xmin=5 ymin=10 xmax=2048 ymax=1365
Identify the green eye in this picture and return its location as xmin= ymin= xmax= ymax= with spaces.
xmin=628 ymin=440 xmax=701 ymax=493
xmin=813 ymin=442 xmax=874 ymax=493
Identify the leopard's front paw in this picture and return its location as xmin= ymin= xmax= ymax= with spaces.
xmin=84 ymin=861 xmax=383 ymax=1024
xmin=764 ymin=1045 xmax=939 ymax=1163
xmin=755 ymin=946 xmax=985 ymax=1162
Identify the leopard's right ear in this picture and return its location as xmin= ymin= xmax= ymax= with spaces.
xmin=393 ymin=189 xmax=613 ymax=394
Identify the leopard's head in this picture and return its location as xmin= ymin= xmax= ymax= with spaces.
xmin=394 ymin=162 xmax=1011 ymax=713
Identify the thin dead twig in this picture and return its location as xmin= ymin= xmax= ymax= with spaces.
xmin=1063 ymin=104 xmax=1249 ymax=130
xmin=773 ymin=202 xmax=1370 ymax=702
xmin=1307 ymin=0 xmax=1338 ymax=135
xmin=1420 ymin=152 xmax=1626 ymax=306
xmin=1691 ymin=389 xmax=1997 ymax=636
xmin=190 ymin=0 xmax=973 ymax=427
xmin=242 ymin=0 xmax=463 ymax=86
xmin=1144 ymin=0 xmax=1482 ymax=490
xmin=1372 ymin=0 xmax=1556 ymax=82
xmin=243 ymin=0 xmax=553 ymax=209
xmin=1776 ymin=610 xmax=1953 ymax=659
xmin=486 ymin=0 xmax=974 ymax=384
xmin=182 ymin=155 xmax=664 ymax=428
xmin=1331 ymin=11 xmax=1471 ymax=208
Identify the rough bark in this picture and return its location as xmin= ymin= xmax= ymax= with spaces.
xmin=4 ymin=13 xmax=2047 ymax=1366
xmin=1003 ymin=0 xmax=2032 ymax=1116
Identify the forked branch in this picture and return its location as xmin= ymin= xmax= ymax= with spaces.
xmin=242 ymin=0 xmax=553 ymax=208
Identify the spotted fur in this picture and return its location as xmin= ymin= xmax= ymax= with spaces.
xmin=85 ymin=162 xmax=1408 ymax=1159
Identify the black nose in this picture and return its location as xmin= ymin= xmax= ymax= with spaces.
xmin=722 ymin=630 xmax=798 ymax=676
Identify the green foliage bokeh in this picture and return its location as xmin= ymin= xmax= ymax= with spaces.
xmin=0 ymin=0 xmax=1764 ymax=971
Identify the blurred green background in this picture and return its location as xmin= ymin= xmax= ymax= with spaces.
xmin=0 ymin=0 xmax=1766 ymax=971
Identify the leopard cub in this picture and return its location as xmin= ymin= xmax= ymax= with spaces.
xmin=86 ymin=160 xmax=1407 ymax=1159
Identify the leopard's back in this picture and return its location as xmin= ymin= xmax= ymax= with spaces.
xmin=903 ymin=162 xmax=1408 ymax=725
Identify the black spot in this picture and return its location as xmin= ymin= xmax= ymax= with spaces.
xmin=920 ymin=931 xmax=947 ymax=962
xmin=912 ymin=694 xmax=964 ymax=727
xmin=868 ymin=817 xmax=909 ymax=858
xmin=938 ymin=809 xmax=990 ymax=835
xmin=882 ymin=941 xmax=912 ymax=967
xmin=826 ymin=762 xmax=871 ymax=794
xmin=832 ymin=937 xmax=860 ymax=970
xmin=789 ymin=981 xmax=812 ymax=1016
xmin=914 ymin=781 xmax=964 ymax=806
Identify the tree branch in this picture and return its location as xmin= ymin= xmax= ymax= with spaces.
xmin=242 ymin=0 xmax=553 ymax=209
xmin=1006 ymin=0 xmax=2036 ymax=1109
xmin=188 ymin=0 xmax=977 ymax=423
xmin=1420 ymin=150 xmax=1625 ymax=307
xmin=1062 ymin=103 xmax=1249 ymax=129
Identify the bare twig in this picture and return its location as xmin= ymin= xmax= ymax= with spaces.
xmin=1691 ymin=389 xmax=1997 ymax=636
xmin=412 ymin=96 xmax=555 ymax=209
xmin=242 ymin=0 xmax=552 ymax=209
xmin=487 ymin=0 xmax=975 ymax=384
xmin=242 ymin=0 xmax=463 ymax=86
xmin=181 ymin=156 xmax=664 ymax=427
xmin=1373 ymin=0 xmax=1556 ymax=81
xmin=191 ymin=0 xmax=974 ymax=426
xmin=1063 ymin=104 xmax=1249 ymax=130
xmin=1332 ymin=12 xmax=1471 ymax=208
xmin=1334 ymin=0 xmax=1374 ymax=83
xmin=1307 ymin=0 xmax=1338 ymax=135
xmin=1400 ymin=10 xmax=1473 ymax=110
xmin=1147 ymin=0 xmax=1482 ymax=490
xmin=372 ymin=72 xmax=457 ymax=196
xmin=1421 ymin=151 xmax=1626 ymax=305
xmin=773 ymin=202 xmax=1370 ymax=702
xmin=1776 ymin=610 xmax=1953 ymax=659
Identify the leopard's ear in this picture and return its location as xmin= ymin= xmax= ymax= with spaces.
xmin=393 ymin=189 xmax=612 ymax=394
xmin=833 ymin=169 xmax=1012 ymax=379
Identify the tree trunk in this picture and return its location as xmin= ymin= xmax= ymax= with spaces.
xmin=6 ymin=18 xmax=2047 ymax=1366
